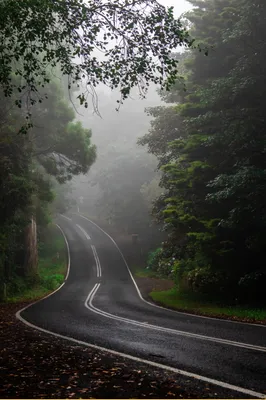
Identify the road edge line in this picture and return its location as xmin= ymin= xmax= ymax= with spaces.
xmin=84 ymin=282 xmax=266 ymax=353
xmin=15 ymin=222 xmax=266 ymax=399
xmin=76 ymin=214 xmax=266 ymax=328
xmin=16 ymin=223 xmax=70 ymax=318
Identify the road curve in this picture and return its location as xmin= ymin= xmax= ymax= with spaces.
xmin=17 ymin=214 xmax=266 ymax=398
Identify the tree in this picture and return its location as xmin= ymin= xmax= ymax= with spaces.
xmin=140 ymin=0 xmax=266 ymax=304
xmin=31 ymin=80 xmax=96 ymax=183
xmin=0 ymin=0 xmax=193 ymax=121
xmin=0 ymin=74 xmax=96 ymax=289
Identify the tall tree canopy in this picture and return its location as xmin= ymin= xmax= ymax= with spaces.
xmin=0 ymin=75 xmax=96 ymax=288
xmin=0 ymin=0 xmax=193 ymax=116
xmin=140 ymin=0 xmax=266 ymax=305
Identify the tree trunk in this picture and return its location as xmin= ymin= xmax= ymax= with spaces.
xmin=24 ymin=215 xmax=38 ymax=277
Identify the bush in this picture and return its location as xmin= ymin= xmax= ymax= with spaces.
xmin=146 ymin=247 xmax=175 ymax=277
xmin=147 ymin=247 xmax=162 ymax=271
xmin=186 ymin=267 xmax=229 ymax=298
xmin=238 ymin=271 xmax=266 ymax=305
xmin=41 ymin=274 xmax=64 ymax=291
xmin=6 ymin=275 xmax=28 ymax=297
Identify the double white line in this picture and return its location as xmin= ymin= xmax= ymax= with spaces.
xmin=60 ymin=214 xmax=72 ymax=221
xmin=91 ymin=245 xmax=101 ymax=278
xmin=17 ymin=221 xmax=266 ymax=399
xmin=76 ymin=224 xmax=101 ymax=277
xmin=76 ymin=224 xmax=91 ymax=240
xmin=85 ymin=283 xmax=266 ymax=353
xmin=75 ymin=219 xmax=266 ymax=354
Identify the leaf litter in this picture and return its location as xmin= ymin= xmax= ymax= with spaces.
xmin=0 ymin=302 xmax=252 ymax=399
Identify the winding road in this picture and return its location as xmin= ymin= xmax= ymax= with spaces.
xmin=17 ymin=213 xmax=266 ymax=398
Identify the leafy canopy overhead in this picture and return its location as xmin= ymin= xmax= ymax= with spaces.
xmin=0 ymin=0 xmax=193 ymax=110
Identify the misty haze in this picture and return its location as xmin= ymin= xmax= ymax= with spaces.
xmin=1 ymin=0 xmax=266 ymax=399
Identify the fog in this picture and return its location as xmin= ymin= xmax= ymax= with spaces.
xmin=2 ymin=0 xmax=265 ymax=330
xmin=68 ymin=86 xmax=160 ymax=249
xmin=2 ymin=0 xmax=266 ymax=397
xmin=67 ymin=1 xmax=192 ymax=234
xmin=68 ymin=1 xmax=192 ymax=239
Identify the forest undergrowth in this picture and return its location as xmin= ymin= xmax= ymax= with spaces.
xmin=6 ymin=224 xmax=67 ymax=303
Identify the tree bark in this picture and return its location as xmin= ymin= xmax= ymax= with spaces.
xmin=24 ymin=215 xmax=38 ymax=277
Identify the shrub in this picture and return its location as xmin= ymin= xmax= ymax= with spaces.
xmin=41 ymin=274 xmax=64 ymax=291
xmin=186 ymin=267 xmax=228 ymax=298
xmin=147 ymin=247 xmax=162 ymax=271
xmin=238 ymin=271 xmax=266 ymax=305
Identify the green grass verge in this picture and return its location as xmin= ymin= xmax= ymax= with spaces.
xmin=7 ymin=224 xmax=67 ymax=302
xmin=134 ymin=267 xmax=163 ymax=279
xmin=150 ymin=287 xmax=266 ymax=322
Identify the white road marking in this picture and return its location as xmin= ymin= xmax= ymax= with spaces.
xmin=84 ymin=284 xmax=266 ymax=399
xmin=16 ymin=224 xmax=266 ymax=399
xmin=80 ymin=220 xmax=266 ymax=352
xmin=76 ymin=214 xmax=266 ymax=329
xmin=76 ymin=224 xmax=91 ymax=240
xmin=55 ymin=224 xmax=71 ymax=282
xmin=91 ymin=246 xmax=99 ymax=277
xmin=59 ymin=214 xmax=72 ymax=221
xmin=77 ymin=213 xmax=266 ymax=351
xmin=91 ymin=245 xmax=101 ymax=277
xmin=85 ymin=281 xmax=266 ymax=353
xmin=93 ymin=246 xmax=101 ymax=277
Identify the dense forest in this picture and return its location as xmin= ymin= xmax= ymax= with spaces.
xmin=1 ymin=0 xmax=266 ymax=310
xmin=0 ymin=77 xmax=96 ymax=296
xmin=139 ymin=0 xmax=266 ymax=306
xmin=0 ymin=0 xmax=192 ymax=299
xmin=1 ymin=2 xmax=266 ymax=398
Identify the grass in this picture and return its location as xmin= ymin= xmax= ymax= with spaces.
xmin=150 ymin=287 xmax=266 ymax=322
xmin=134 ymin=266 xmax=165 ymax=279
xmin=134 ymin=266 xmax=266 ymax=323
xmin=7 ymin=224 xmax=67 ymax=302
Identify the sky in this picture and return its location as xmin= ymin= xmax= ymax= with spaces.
xmin=74 ymin=0 xmax=193 ymax=102
xmin=160 ymin=0 xmax=192 ymax=16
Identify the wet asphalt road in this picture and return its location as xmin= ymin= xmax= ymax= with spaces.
xmin=20 ymin=213 xmax=266 ymax=397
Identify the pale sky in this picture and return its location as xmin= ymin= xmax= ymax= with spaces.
xmin=160 ymin=0 xmax=192 ymax=17
xmin=76 ymin=0 xmax=193 ymax=99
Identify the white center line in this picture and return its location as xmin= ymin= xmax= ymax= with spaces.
xmin=60 ymin=214 xmax=72 ymax=221
xmin=16 ymin=224 xmax=266 ymax=399
xmin=85 ymin=282 xmax=266 ymax=354
xmin=76 ymin=224 xmax=91 ymax=240
xmin=84 ymin=284 xmax=266 ymax=399
xmin=91 ymin=245 xmax=101 ymax=277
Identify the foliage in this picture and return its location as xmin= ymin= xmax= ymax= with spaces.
xmin=149 ymin=288 xmax=266 ymax=322
xmin=6 ymin=224 xmax=67 ymax=300
xmin=0 ymin=74 xmax=96 ymax=293
xmin=0 ymin=0 xmax=193 ymax=120
xmin=140 ymin=176 xmax=163 ymax=211
xmin=147 ymin=247 xmax=162 ymax=270
xmin=141 ymin=0 xmax=266 ymax=305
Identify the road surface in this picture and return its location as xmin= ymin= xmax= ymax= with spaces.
xmin=17 ymin=213 xmax=266 ymax=398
